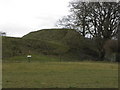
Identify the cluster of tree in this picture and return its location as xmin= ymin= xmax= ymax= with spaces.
xmin=56 ymin=1 xmax=120 ymax=61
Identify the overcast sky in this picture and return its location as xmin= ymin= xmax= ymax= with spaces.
xmin=0 ymin=0 xmax=71 ymax=37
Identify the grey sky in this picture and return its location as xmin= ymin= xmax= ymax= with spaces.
xmin=0 ymin=0 xmax=71 ymax=37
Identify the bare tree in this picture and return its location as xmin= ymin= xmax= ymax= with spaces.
xmin=56 ymin=1 xmax=120 ymax=60
xmin=56 ymin=2 xmax=90 ymax=37
xmin=87 ymin=2 xmax=120 ymax=60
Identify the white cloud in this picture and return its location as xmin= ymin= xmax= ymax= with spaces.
xmin=0 ymin=0 xmax=70 ymax=37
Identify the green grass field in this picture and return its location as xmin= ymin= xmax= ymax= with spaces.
xmin=3 ymin=61 xmax=118 ymax=88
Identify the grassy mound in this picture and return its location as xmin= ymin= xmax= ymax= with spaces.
xmin=2 ymin=28 xmax=98 ymax=61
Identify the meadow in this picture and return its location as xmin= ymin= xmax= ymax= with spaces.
xmin=2 ymin=61 xmax=118 ymax=88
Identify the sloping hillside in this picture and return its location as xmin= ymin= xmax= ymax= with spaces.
xmin=3 ymin=28 xmax=98 ymax=61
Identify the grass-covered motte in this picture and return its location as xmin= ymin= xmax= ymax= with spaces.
xmin=2 ymin=28 xmax=104 ymax=61
xmin=3 ymin=61 xmax=118 ymax=88
xmin=3 ymin=28 xmax=119 ymax=62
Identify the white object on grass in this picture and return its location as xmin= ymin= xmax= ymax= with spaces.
xmin=27 ymin=55 xmax=32 ymax=58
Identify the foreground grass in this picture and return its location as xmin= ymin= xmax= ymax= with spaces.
xmin=3 ymin=62 xmax=118 ymax=88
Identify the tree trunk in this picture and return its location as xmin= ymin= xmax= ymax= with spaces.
xmin=95 ymin=37 xmax=106 ymax=60
xmin=98 ymin=48 xmax=105 ymax=60
xmin=115 ymin=53 xmax=120 ymax=62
